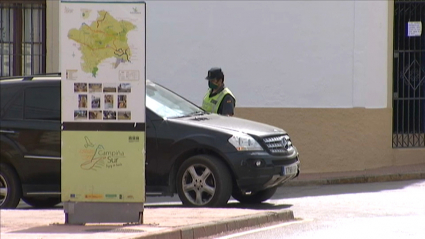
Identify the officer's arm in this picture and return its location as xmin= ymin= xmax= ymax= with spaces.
xmin=220 ymin=95 xmax=235 ymax=116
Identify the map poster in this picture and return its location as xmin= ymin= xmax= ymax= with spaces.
xmin=60 ymin=0 xmax=146 ymax=123
xmin=60 ymin=0 xmax=146 ymax=211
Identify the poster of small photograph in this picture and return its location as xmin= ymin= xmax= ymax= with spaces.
xmin=103 ymin=83 xmax=117 ymax=93
xmin=66 ymin=69 xmax=77 ymax=80
xmin=118 ymin=83 xmax=131 ymax=93
xmin=119 ymin=70 xmax=139 ymax=81
xmin=74 ymin=110 xmax=87 ymax=120
xmin=103 ymin=111 xmax=116 ymax=120
xmin=89 ymin=110 xmax=102 ymax=120
xmin=78 ymin=94 xmax=87 ymax=108
xmin=89 ymin=83 xmax=102 ymax=93
xmin=91 ymin=95 xmax=101 ymax=109
xmin=118 ymin=111 xmax=131 ymax=120
xmin=74 ymin=83 xmax=87 ymax=92
xmin=104 ymin=95 xmax=114 ymax=109
xmin=118 ymin=95 xmax=127 ymax=109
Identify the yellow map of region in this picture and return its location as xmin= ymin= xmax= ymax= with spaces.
xmin=68 ymin=11 xmax=136 ymax=77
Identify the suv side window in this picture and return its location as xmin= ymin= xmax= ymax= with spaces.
xmin=1 ymin=85 xmax=24 ymax=120
xmin=24 ymin=87 xmax=60 ymax=121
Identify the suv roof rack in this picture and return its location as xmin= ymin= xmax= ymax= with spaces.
xmin=0 ymin=72 xmax=61 ymax=81
xmin=23 ymin=72 xmax=61 ymax=81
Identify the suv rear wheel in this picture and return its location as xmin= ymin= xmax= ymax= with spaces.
xmin=22 ymin=197 xmax=61 ymax=208
xmin=176 ymin=155 xmax=232 ymax=207
xmin=0 ymin=163 xmax=22 ymax=209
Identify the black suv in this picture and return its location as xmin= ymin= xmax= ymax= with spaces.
xmin=0 ymin=73 xmax=300 ymax=209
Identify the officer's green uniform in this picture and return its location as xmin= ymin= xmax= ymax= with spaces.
xmin=202 ymin=87 xmax=235 ymax=114
xmin=203 ymin=67 xmax=236 ymax=115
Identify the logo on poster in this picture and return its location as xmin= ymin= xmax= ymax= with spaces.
xmin=129 ymin=135 xmax=139 ymax=143
xmin=131 ymin=7 xmax=141 ymax=14
xmin=79 ymin=136 xmax=125 ymax=171
xmin=64 ymin=7 xmax=73 ymax=14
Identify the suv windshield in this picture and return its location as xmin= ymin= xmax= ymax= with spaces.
xmin=146 ymin=81 xmax=205 ymax=118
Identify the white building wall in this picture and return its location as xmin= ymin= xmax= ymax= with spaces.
xmin=352 ymin=1 xmax=390 ymax=109
xmin=46 ymin=0 xmax=60 ymax=73
xmin=146 ymin=1 xmax=389 ymax=108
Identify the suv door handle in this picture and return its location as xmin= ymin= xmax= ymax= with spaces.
xmin=0 ymin=130 xmax=17 ymax=134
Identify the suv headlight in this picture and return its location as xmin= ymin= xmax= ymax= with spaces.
xmin=228 ymin=133 xmax=263 ymax=151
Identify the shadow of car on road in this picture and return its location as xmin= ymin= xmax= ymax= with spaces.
xmin=17 ymin=199 xmax=292 ymax=211
xmin=225 ymin=201 xmax=292 ymax=210
xmin=143 ymin=200 xmax=292 ymax=210
xmin=20 ymin=180 xmax=423 ymax=210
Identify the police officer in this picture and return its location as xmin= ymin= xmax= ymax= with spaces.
xmin=202 ymin=67 xmax=236 ymax=116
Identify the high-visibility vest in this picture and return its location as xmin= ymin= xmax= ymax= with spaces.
xmin=202 ymin=87 xmax=235 ymax=114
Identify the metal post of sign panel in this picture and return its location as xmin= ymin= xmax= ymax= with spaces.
xmin=60 ymin=0 xmax=146 ymax=224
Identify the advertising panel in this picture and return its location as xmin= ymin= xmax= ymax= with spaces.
xmin=60 ymin=0 xmax=146 ymax=222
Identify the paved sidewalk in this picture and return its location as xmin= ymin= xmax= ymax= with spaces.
xmin=0 ymin=206 xmax=294 ymax=239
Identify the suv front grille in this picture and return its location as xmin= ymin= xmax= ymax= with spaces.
xmin=263 ymin=135 xmax=292 ymax=154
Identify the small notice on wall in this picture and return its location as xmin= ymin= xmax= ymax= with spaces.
xmin=408 ymin=21 xmax=422 ymax=37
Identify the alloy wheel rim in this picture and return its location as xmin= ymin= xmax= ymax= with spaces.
xmin=0 ymin=175 xmax=8 ymax=206
xmin=182 ymin=164 xmax=216 ymax=206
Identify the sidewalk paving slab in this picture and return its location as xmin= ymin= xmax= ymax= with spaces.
xmin=0 ymin=207 xmax=294 ymax=239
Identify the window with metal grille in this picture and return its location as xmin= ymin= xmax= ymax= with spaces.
xmin=0 ymin=0 xmax=46 ymax=77
xmin=393 ymin=0 xmax=425 ymax=148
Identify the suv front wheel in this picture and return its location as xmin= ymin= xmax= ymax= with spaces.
xmin=176 ymin=155 xmax=232 ymax=207
xmin=0 ymin=163 xmax=22 ymax=209
xmin=232 ymin=186 xmax=278 ymax=204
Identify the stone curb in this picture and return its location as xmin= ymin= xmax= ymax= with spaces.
xmin=285 ymin=172 xmax=425 ymax=187
xmin=134 ymin=209 xmax=295 ymax=239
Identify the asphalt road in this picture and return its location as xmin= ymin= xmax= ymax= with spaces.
xmin=213 ymin=179 xmax=425 ymax=239
xmin=17 ymin=179 xmax=425 ymax=239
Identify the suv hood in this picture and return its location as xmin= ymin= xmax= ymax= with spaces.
xmin=175 ymin=113 xmax=287 ymax=137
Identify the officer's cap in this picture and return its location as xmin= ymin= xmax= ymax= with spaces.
xmin=205 ymin=67 xmax=224 ymax=80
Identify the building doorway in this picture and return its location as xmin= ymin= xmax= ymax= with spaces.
xmin=393 ymin=0 xmax=425 ymax=148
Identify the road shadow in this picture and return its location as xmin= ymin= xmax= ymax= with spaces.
xmin=275 ymin=179 xmax=425 ymax=199
xmin=8 ymin=224 xmax=147 ymax=234
xmin=16 ymin=205 xmax=63 ymax=210
xmin=144 ymin=200 xmax=292 ymax=210
xmin=17 ymin=199 xmax=292 ymax=211
xmin=20 ymin=180 xmax=421 ymax=210
xmin=225 ymin=201 xmax=292 ymax=210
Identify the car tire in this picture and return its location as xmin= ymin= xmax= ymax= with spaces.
xmin=176 ymin=154 xmax=232 ymax=207
xmin=0 ymin=163 xmax=22 ymax=209
xmin=22 ymin=197 xmax=61 ymax=208
xmin=232 ymin=186 xmax=278 ymax=204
